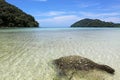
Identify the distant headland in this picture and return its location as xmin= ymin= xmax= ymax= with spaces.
xmin=71 ymin=18 xmax=120 ymax=27
xmin=0 ymin=0 xmax=39 ymax=28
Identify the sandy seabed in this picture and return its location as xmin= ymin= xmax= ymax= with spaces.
xmin=0 ymin=28 xmax=120 ymax=80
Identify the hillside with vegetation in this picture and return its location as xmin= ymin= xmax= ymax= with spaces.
xmin=0 ymin=0 xmax=39 ymax=28
xmin=71 ymin=18 xmax=120 ymax=27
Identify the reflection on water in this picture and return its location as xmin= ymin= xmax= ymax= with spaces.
xmin=0 ymin=28 xmax=120 ymax=80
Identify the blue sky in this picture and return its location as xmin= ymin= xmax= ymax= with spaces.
xmin=6 ymin=0 xmax=120 ymax=27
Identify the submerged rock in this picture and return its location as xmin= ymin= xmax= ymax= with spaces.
xmin=53 ymin=55 xmax=115 ymax=75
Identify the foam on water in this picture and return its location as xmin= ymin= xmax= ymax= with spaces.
xmin=0 ymin=28 xmax=120 ymax=80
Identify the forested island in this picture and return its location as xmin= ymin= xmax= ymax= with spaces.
xmin=71 ymin=18 xmax=120 ymax=27
xmin=0 ymin=0 xmax=39 ymax=28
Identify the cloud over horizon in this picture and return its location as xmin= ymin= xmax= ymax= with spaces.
xmin=35 ymin=10 xmax=120 ymax=27
xmin=38 ymin=15 xmax=80 ymax=27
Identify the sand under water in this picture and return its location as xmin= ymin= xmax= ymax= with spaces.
xmin=0 ymin=28 xmax=120 ymax=80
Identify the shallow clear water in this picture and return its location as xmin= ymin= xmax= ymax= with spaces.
xmin=0 ymin=28 xmax=120 ymax=80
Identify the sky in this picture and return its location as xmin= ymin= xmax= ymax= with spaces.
xmin=6 ymin=0 xmax=120 ymax=27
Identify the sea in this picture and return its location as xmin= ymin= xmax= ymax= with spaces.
xmin=0 ymin=28 xmax=120 ymax=80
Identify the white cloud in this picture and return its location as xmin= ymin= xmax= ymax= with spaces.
xmin=34 ymin=11 xmax=120 ymax=27
xmin=35 ymin=11 xmax=66 ymax=17
xmin=33 ymin=0 xmax=47 ymax=2
xmin=79 ymin=12 xmax=120 ymax=18
xmin=103 ymin=17 xmax=120 ymax=23
xmin=78 ymin=2 xmax=100 ymax=8
xmin=38 ymin=15 xmax=81 ymax=27
xmin=78 ymin=12 xmax=120 ymax=23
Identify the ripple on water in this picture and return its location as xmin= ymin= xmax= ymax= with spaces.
xmin=0 ymin=29 xmax=120 ymax=80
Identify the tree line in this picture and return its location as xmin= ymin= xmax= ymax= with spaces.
xmin=0 ymin=0 xmax=39 ymax=27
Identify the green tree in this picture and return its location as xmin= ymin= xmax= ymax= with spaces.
xmin=71 ymin=18 xmax=120 ymax=27
xmin=0 ymin=0 xmax=39 ymax=28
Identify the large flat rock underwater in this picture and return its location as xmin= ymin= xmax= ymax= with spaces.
xmin=53 ymin=55 xmax=115 ymax=80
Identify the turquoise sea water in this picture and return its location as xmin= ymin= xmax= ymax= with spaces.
xmin=0 ymin=28 xmax=120 ymax=80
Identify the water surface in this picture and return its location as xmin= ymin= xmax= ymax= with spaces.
xmin=0 ymin=28 xmax=120 ymax=80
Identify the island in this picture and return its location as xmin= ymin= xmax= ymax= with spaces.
xmin=0 ymin=0 xmax=39 ymax=28
xmin=71 ymin=18 xmax=120 ymax=27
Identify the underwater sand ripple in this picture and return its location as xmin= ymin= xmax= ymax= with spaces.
xmin=0 ymin=29 xmax=120 ymax=80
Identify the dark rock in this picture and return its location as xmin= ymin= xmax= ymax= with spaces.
xmin=53 ymin=55 xmax=115 ymax=75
